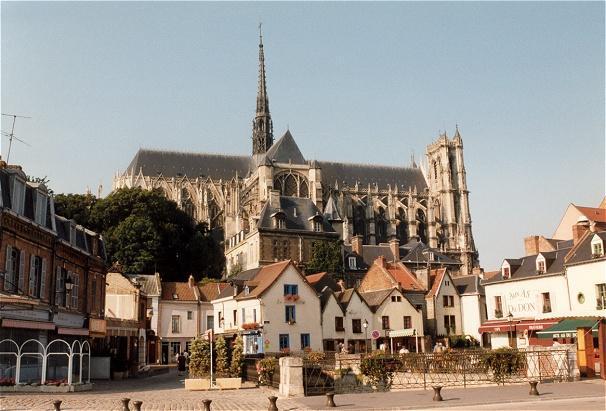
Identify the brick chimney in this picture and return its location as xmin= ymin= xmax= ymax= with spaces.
xmin=375 ymin=255 xmax=387 ymax=268
xmin=524 ymin=236 xmax=540 ymax=256
xmin=337 ymin=279 xmax=346 ymax=292
xmin=188 ymin=275 xmax=195 ymax=288
xmin=572 ymin=219 xmax=590 ymax=245
xmin=351 ymin=235 xmax=364 ymax=255
xmin=389 ymin=238 xmax=400 ymax=262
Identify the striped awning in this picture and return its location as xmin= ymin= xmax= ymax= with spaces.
xmin=388 ymin=328 xmax=417 ymax=338
xmin=536 ymin=318 xmax=600 ymax=339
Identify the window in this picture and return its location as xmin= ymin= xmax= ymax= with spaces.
xmin=253 ymin=309 xmax=257 ymax=323
xmin=596 ymin=284 xmax=606 ymax=309
xmin=444 ymin=315 xmax=456 ymax=334
xmin=34 ymin=191 xmax=48 ymax=226
xmin=445 ymin=280 xmax=450 ymax=286
xmin=284 ymin=284 xmax=298 ymax=296
xmin=335 ymin=316 xmax=344 ymax=332
xmin=494 ymin=296 xmax=503 ymax=318
xmin=352 ymin=319 xmax=362 ymax=334
xmin=279 ymin=334 xmax=290 ymax=350
xmin=71 ymin=273 xmax=79 ymax=309
xmin=300 ymin=333 xmax=311 ymax=350
xmin=348 ymin=256 xmax=357 ymax=270
xmin=415 ymin=304 xmax=423 ymax=311
xmin=4 ymin=246 xmax=24 ymax=293
xmin=55 ymin=267 xmax=66 ymax=306
xmin=10 ymin=177 xmax=25 ymax=215
xmin=218 ymin=311 xmax=223 ymax=327
xmin=391 ymin=295 xmax=402 ymax=302
xmin=285 ymin=305 xmax=296 ymax=323
xmin=313 ymin=220 xmax=322 ymax=232
xmin=275 ymin=217 xmax=286 ymax=229
xmin=172 ymin=315 xmax=181 ymax=333
xmin=207 ymin=315 xmax=214 ymax=330
xmin=537 ymin=260 xmax=545 ymax=273
xmin=443 ymin=295 xmax=454 ymax=307
xmin=503 ymin=267 xmax=510 ymax=278
xmin=187 ymin=311 xmax=193 ymax=320
xmin=91 ymin=277 xmax=97 ymax=310
xmin=233 ymin=309 xmax=237 ymax=326
xmin=542 ymin=292 xmax=552 ymax=313
xmin=592 ymin=242 xmax=604 ymax=257
xmin=241 ymin=308 xmax=246 ymax=324
xmin=382 ymin=316 xmax=390 ymax=330
xmin=403 ymin=316 xmax=412 ymax=329
xmin=28 ymin=256 xmax=43 ymax=298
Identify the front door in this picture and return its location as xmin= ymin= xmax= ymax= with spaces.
xmin=161 ymin=341 xmax=169 ymax=365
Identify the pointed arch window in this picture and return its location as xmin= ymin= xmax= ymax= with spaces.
xmin=416 ymin=209 xmax=427 ymax=244
xmin=353 ymin=204 xmax=366 ymax=238
xmin=375 ymin=207 xmax=388 ymax=244
xmin=396 ymin=207 xmax=408 ymax=243
xmin=273 ymin=172 xmax=309 ymax=198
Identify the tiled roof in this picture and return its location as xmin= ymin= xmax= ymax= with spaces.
xmin=199 ymin=282 xmax=229 ymax=302
xmin=125 ymin=274 xmax=161 ymax=296
xmin=427 ymin=268 xmax=446 ymax=298
xmin=386 ymin=264 xmax=425 ymax=292
xmin=566 ymin=231 xmax=606 ymax=265
xmin=306 ymin=272 xmax=327 ymax=284
xmin=453 ymin=274 xmax=484 ymax=295
xmin=258 ymin=196 xmax=337 ymax=233
xmin=360 ymin=289 xmax=394 ymax=311
xmin=236 ymin=260 xmax=291 ymax=300
xmin=319 ymin=161 xmax=427 ymax=191
xmin=161 ymin=282 xmax=198 ymax=301
xmin=576 ymin=206 xmax=606 ymax=223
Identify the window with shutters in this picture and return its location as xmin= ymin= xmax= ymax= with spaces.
xmin=382 ymin=316 xmax=390 ymax=330
xmin=4 ymin=245 xmax=20 ymax=292
xmin=29 ymin=256 xmax=43 ymax=298
xmin=34 ymin=191 xmax=48 ymax=226
xmin=10 ymin=177 xmax=26 ymax=215
xmin=55 ymin=267 xmax=67 ymax=306
xmin=403 ymin=316 xmax=412 ymax=329
xmin=91 ymin=277 xmax=97 ymax=311
xmin=71 ymin=272 xmax=79 ymax=309
xmin=172 ymin=315 xmax=181 ymax=333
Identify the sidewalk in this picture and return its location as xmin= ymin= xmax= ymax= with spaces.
xmin=295 ymin=379 xmax=606 ymax=410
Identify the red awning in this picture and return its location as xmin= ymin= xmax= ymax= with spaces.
xmin=1 ymin=319 xmax=55 ymax=330
xmin=478 ymin=319 xmax=519 ymax=333
xmin=515 ymin=318 xmax=561 ymax=332
xmin=57 ymin=327 xmax=89 ymax=336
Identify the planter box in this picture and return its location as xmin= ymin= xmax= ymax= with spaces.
xmin=216 ymin=377 xmax=242 ymax=389
xmin=185 ymin=378 xmax=211 ymax=390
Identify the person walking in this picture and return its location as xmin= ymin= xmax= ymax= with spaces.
xmin=177 ymin=352 xmax=186 ymax=376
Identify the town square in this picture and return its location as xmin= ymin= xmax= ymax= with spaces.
xmin=0 ymin=1 xmax=604 ymax=410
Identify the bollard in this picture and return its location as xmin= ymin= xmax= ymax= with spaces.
xmin=325 ymin=391 xmax=336 ymax=407
xmin=268 ymin=395 xmax=278 ymax=411
xmin=432 ymin=386 xmax=443 ymax=401
xmin=202 ymin=399 xmax=212 ymax=411
xmin=529 ymin=381 xmax=539 ymax=396
xmin=121 ymin=397 xmax=131 ymax=411
xmin=53 ymin=400 xmax=62 ymax=411
xmin=132 ymin=400 xmax=143 ymax=411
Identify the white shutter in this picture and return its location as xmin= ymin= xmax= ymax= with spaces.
xmin=18 ymin=250 xmax=25 ymax=292
xmin=55 ymin=267 xmax=62 ymax=305
xmin=40 ymin=259 xmax=47 ymax=299
xmin=29 ymin=255 xmax=36 ymax=296
xmin=4 ymin=245 xmax=12 ymax=291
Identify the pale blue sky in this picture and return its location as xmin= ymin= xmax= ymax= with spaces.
xmin=1 ymin=2 xmax=604 ymax=270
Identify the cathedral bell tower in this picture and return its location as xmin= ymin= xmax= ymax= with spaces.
xmin=252 ymin=24 xmax=274 ymax=155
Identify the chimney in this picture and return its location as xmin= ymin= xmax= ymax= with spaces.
xmin=188 ymin=275 xmax=195 ymax=288
xmin=572 ymin=218 xmax=590 ymax=245
xmin=351 ymin=235 xmax=364 ymax=255
xmin=337 ymin=279 xmax=346 ymax=292
xmin=389 ymin=238 xmax=400 ymax=262
xmin=524 ymin=236 xmax=540 ymax=256
xmin=375 ymin=255 xmax=387 ymax=268
xmin=269 ymin=189 xmax=280 ymax=208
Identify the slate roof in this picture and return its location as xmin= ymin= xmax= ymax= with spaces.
xmin=161 ymin=282 xmax=199 ymax=301
xmin=360 ymin=288 xmax=394 ymax=311
xmin=323 ymin=193 xmax=343 ymax=221
xmin=306 ymin=272 xmax=340 ymax=294
xmin=264 ymin=130 xmax=306 ymax=164
xmin=125 ymin=274 xmax=161 ymax=296
xmin=125 ymin=149 xmax=251 ymax=180
xmin=319 ymin=161 xmax=427 ymax=191
xmin=453 ymin=274 xmax=484 ymax=295
xmin=566 ymin=231 xmax=606 ymax=265
xmin=336 ymin=288 xmax=355 ymax=307
xmin=400 ymin=240 xmax=460 ymax=265
xmin=258 ymin=196 xmax=337 ymax=233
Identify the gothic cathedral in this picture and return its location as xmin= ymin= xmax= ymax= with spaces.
xmin=114 ymin=32 xmax=479 ymax=276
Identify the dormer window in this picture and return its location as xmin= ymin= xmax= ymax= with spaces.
xmin=591 ymin=235 xmax=604 ymax=258
xmin=313 ymin=220 xmax=322 ymax=232
xmin=536 ymin=259 xmax=545 ymax=274
xmin=70 ymin=225 xmax=77 ymax=246
xmin=275 ymin=216 xmax=285 ymax=229
xmin=348 ymin=256 xmax=357 ymax=270
xmin=10 ymin=177 xmax=25 ymax=215
xmin=244 ymin=285 xmax=250 ymax=295
xmin=34 ymin=191 xmax=48 ymax=226
xmin=501 ymin=261 xmax=511 ymax=279
xmin=503 ymin=267 xmax=510 ymax=279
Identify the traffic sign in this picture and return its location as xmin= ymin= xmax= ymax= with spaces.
xmin=371 ymin=330 xmax=381 ymax=340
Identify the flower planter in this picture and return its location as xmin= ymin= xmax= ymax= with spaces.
xmin=215 ymin=377 xmax=242 ymax=389
xmin=184 ymin=378 xmax=211 ymax=390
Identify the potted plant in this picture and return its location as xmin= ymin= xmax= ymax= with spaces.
xmin=185 ymin=336 xmax=211 ymax=390
xmin=256 ymin=356 xmax=278 ymax=386
xmin=214 ymin=336 xmax=242 ymax=389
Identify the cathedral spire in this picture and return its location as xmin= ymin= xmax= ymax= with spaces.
xmin=252 ymin=23 xmax=274 ymax=155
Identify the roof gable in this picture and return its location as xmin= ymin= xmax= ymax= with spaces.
xmin=265 ymin=130 xmax=306 ymax=164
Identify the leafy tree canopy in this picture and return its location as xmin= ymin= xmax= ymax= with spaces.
xmin=26 ymin=175 xmax=54 ymax=195
xmin=53 ymin=187 xmax=224 ymax=281
xmin=305 ymin=239 xmax=344 ymax=275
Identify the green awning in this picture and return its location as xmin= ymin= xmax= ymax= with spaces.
xmin=536 ymin=318 xmax=600 ymax=339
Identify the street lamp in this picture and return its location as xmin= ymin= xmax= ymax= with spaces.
xmin=507 ymin=311 xmax=514 ymax=348
xmin=363 ymin=319 xmax=369 ymax=354
xmin=64 ymin=276 xmax=74 ymax=308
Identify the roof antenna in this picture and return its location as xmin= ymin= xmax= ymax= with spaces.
xmin=1 ymin=113 xmax=32 ymax=163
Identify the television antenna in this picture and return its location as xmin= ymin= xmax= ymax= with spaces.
xmin=1 ymin=113 xmax=32 ymax=163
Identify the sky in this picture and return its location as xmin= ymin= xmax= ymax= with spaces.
xmin=1 ymin=2 xmax=604 ymax=270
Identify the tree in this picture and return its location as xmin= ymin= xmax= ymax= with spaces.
xmin=188 ymin=336 xmax=211 ymax=378
xmin=53 ymin=193 xmax=97 ymax=227
xmin=305 ymin=239 xmax=344 ymax=274
xmin=230 ymin=336 xmax=244 ymax=378
xmin=215 ymin=336 xmax=229 ymax=377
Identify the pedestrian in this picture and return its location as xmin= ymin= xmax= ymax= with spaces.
xmin=399 ymin=346 xmax=409 ymax=354
xmin=177 ymin=352 xmax=186 ymax=376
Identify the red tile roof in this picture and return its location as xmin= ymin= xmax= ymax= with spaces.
xmin=386 ymin=264 xmax=424 ymax=291
xmin=198 ymin=283 xmax=229 ymax=302
xmin=576 ymin=206 xmax=606 ymax=223
xmin=161 ymin=282 xmax=198 ymax=301
xmin=306 ymin=272 xmax=327 ymax=284
xmin=427 ymin=268 xmax=447 ymax=298
xmin=237 ymin=260 xmax=291 ymax=300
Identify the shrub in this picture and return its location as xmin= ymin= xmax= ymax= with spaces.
xmin=360 ymin=352 xmax=394 ymax=390
xmin=188 ymin=336 xmax=211 ymax=378
xmin=230 ymin=336 xmax=245 ymax=378
xmin=304 ymin=350 xmax=326 ymax=364
xmin=256 ymin=357 xmax=278 ymax=386
xmin=481 ymin=348 xmax=525 ymax=385
xmin=215 ymin=336 xmax=229 ymax=377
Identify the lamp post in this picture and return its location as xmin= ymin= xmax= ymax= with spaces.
xmin=507 ymin=311 xmax=514 ymax=348
xmin=363 ymin=319 xmax=369 ymax=354
xmin=65 ymin=276 xmax=74 ymax=308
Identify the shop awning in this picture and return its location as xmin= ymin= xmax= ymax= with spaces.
xmin=536 ymin=318 xmax=600 ymax=339
xmin=57 ymin=327 xmax=89 ymax=336
xmin=515 ymin=318 xmax=561 ymax=332
xmin=1 ymin=319 xmax=55 ymax=330
xmin=478 ymin=319 xmax=519 ymax=334
xmin=388 ymin=328 xmax=418 ymax=338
